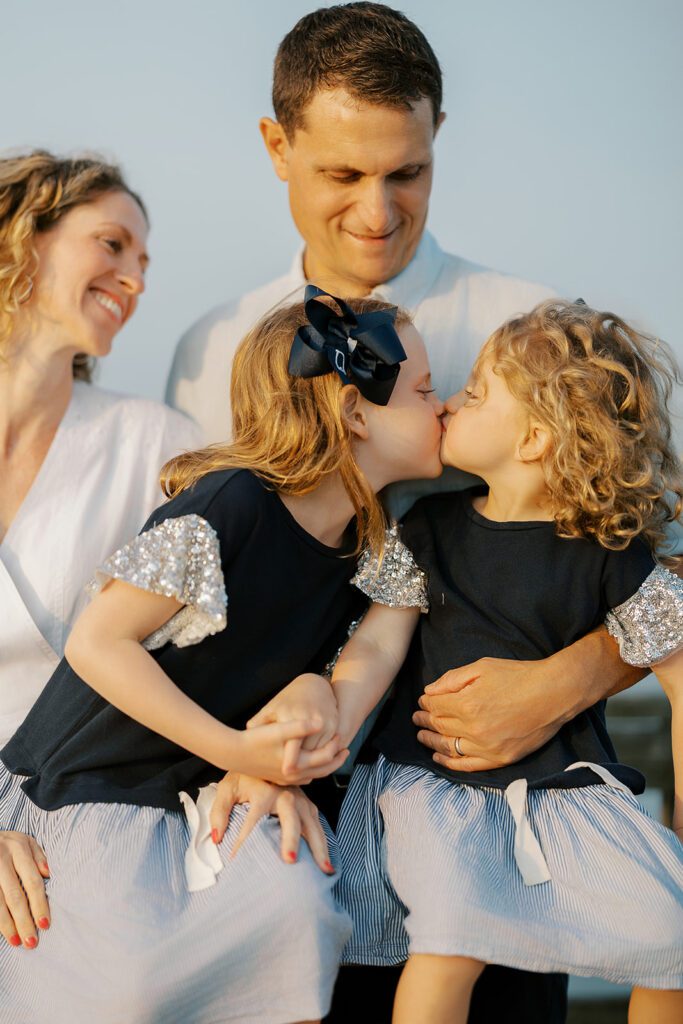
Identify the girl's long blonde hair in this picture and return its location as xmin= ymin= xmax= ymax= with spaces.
xmin=0 ymin=149 xmax=146 ymax=381
xmin=162 ymin=296 xmax=411 ymax=557
xmin=477 ymin=300 xmax=682 ymax=553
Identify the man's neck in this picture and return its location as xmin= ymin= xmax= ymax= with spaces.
xmin=302 ymin=249 xmax=375 ymax=298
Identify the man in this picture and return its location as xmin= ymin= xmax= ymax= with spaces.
xmin=167 ymin=5 xmax=649 ymax=1021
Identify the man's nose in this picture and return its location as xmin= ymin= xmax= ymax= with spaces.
xmin=357 ymin=179 xmax=393 ymax=233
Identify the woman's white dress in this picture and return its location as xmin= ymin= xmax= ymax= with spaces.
xmin=0 ymin=380 xmax=203 ymax=746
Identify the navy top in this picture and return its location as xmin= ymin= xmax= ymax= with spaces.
xmin=2 ymin=470 xmax=365 ymax=811
xmin=372 ymin=488 xmax=656 ymax=792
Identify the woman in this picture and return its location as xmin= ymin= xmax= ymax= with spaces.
xmin=0 ymin=150 xmax=203 ymax=948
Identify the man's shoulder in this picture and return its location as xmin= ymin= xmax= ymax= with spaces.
xmin=176 ymin=269 xmax=303 ymax=355
xmin=436 ymin=246 xmax=557 ymax=308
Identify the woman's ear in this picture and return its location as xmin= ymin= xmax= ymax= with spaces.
xmin=340 ymin=386 xmax=370 ymax=440
xmin=518 ymin=421 xmax=550 ymax=463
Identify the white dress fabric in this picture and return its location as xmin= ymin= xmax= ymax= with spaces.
xmin=0 ymin=381 xmax=203 ymax=746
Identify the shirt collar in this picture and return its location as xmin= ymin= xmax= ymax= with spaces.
xmin=289 ymin=229 xmax=446 ymax=312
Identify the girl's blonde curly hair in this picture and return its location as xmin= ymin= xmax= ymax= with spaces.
xmin=476 ymin=299 xmax=682 ymax=553
xmin=0 ymin=149 xmax=146 ymax=381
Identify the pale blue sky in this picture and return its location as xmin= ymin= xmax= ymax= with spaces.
xmin=3 ymin=0 xmax=682 ymax=428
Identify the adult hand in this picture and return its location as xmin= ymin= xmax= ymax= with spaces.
xmin=209 ymin=773 xmax=335 ymax=873
xmin=0 ymin=831 xmax=51 ymax=949
xmin=412 ymin=657 xmax=560 ymax=772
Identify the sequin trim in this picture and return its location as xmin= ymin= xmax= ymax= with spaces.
xmin=351 ymin=523 xmax=429 ymax=612
xmin=87 ymin=514 xmax=227 ymax=649
xmin=323 ymin=613 xmax=367 ymax=678
xmin=605 ymin=564 xmax=683 ymax=666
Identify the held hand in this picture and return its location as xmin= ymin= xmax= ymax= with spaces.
xmin=233 ymin=719 xmax=349 ymax=786
xmin=0 ymin=831 xmax=51 ymax=949
xmin=209 ymin=773 xmax=335 ymax=873
xmin=247 ymin=674 xmax=339 ymax=752
xmin=413 ymin=657 xmax=559 ymax=772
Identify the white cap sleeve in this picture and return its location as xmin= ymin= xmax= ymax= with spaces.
xmin=87 ymin=514 xmax=227 ymax=648
xmin=351 ymin=523 xmax=429 ymax=612
xmin=605 ymin=564 xmax=683 ymax=666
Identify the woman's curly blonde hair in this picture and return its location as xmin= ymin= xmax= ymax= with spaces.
xmin=0 ymin=149 xmax=146 ymax=381
xmin=476 ymin=299 xmax=682 ymax=553
xmin=162 ymin=296 xmax=412 ymax=559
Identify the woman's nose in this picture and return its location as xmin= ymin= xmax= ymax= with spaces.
xmin=118 ymin=260 xmax=146 ymax=296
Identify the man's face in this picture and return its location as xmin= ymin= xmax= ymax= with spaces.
xmin=261 ymin=89 xmax=441 ymax=296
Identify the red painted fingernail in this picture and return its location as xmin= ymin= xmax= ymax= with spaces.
xmin=38 ymin=918 xmax=50 ymax=930
xmin=211 ymin=828 xmax=219 ymax=844
xmin=324 ymin=860 xmax=335 ymax=873
xmin=40 ymin=862 xmax=50 ymax=873
xmin=286 ymin=851 xmax=297 ymax=863
xmin=8 ymin=934 xmax=21 ymax=947
xmin=24 ymin=936 xmax=37 ymax=949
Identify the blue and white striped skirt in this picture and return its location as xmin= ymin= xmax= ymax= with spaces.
xmin=335 ymin=756 xmax=683 ymax=988
xmin=0 ymin=764 xmax=351 ymax=1024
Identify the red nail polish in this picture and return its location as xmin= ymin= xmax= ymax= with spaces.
xmin=324 ymin=860 xmax=335 ymax=873
xmin=38 ymin=918 xmax=50 ymax=930
xmin=40 ymin=862 xmax=50 ymax=874
xmin=9 ymin=934 xmax=21 ymax=947
xmin=24 ymin=936 xmax=37 ymax=949
xmin=286 ymin=851 xmax=297 ymax=863
xmin=211 ymin=828 xmax=219 ymax=844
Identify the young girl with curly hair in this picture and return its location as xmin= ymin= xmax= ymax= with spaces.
xmin=268 ymin=299 xmax=683 ymax=1023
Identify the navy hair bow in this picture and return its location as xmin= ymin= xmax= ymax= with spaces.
xmin=288 ymin=285 xmax=407 ymax=406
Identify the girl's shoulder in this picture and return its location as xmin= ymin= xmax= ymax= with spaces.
xmin=401 ymin=485 xmax=482 ymax=534
xmin=142 ymin=469 xmax=266 ymax=532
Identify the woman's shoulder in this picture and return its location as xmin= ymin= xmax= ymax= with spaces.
xmin=74 ymin=382 xmax=204 ymax=450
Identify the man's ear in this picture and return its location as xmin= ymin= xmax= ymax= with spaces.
xmin=259 ymin=117 xmax=290 ymax=181
xmin=518 ymin=422 xmax=550 ymax=463
xmin=340 ymin=386 xmax=370 ymax=440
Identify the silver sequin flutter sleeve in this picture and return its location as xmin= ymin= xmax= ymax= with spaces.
xmin=605 ymin=564 xmax=683 ymax=666
xmin=350 ymin=523 xmax=429 ymax=612
xmin=87 ymin=513 xmax=227 ymax=649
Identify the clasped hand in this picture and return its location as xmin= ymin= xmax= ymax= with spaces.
xmin=243 ymin=672 xmax=342 ymax=783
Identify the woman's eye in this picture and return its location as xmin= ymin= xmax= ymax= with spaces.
xmin=102 ymin=237 xmax=123 ymax=253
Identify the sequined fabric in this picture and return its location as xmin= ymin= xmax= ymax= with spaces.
xmin=605 ymin=564 xmax=683 ymax=666
xmin=351 ymin=523 xmax=429 ymax=612
xmin=87 ymin=514 xmax=227 ymax=648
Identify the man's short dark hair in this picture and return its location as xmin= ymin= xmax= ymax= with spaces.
xmin=273 ymin=2 xmax=443 ymax=138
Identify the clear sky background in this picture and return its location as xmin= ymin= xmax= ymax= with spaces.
xmin=3 ymin=0 xmax=682 ymax=430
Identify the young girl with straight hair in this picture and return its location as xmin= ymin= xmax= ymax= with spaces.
xmin=264 ymin=299 xmax=683 ymax=1023
xmin=0 ymin=287 xmax=443 ymax=1024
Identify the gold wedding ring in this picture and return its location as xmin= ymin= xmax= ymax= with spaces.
xmin=454 ymin=736 xmax=465 ymax=757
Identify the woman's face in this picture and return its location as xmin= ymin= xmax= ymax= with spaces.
xmin=364 ymin=323 xmax=444 ymax=485
xmin=28 ymin=190 xmax=149 ymax=359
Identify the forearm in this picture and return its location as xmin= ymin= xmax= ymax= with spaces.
xmin=539 ymin=627 xmax=645 ymax=728
xmin=652 ymin=649 xmax=683 ymax=835
xmin=65 ymin=635 xmax=240 ymax=770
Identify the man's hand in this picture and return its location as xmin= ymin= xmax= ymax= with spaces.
xmin=209 ymin=773 xmax=335 ymax=873
xmin=413 ymin=657 xmax=559 ymax=771
xmin=0 ymin=832 xmax=51 ymax=949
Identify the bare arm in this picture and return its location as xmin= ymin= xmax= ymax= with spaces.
xmin=65 ymin=580 xmax=347 ymax=785
xmin=650 ymin=647 xmax=683 ymax=838
xmin=414 ymin=627 xmax=645 ymax=772
xmin=331 ymin=603 xmax=420 ymax=746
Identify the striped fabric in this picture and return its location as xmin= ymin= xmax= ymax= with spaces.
xmin=0 ymin=765 xmax=351 ymax=1023
xmin=335 ymin=756 xmax=683 ymax=988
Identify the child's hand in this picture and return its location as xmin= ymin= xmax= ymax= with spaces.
xmin=209 ymin=773 xmax=335 ymax=873
xmin=232 ymin=719 xmax=348 ymax=786
xmin=247 ymin=674 xmax=340 ymax=771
